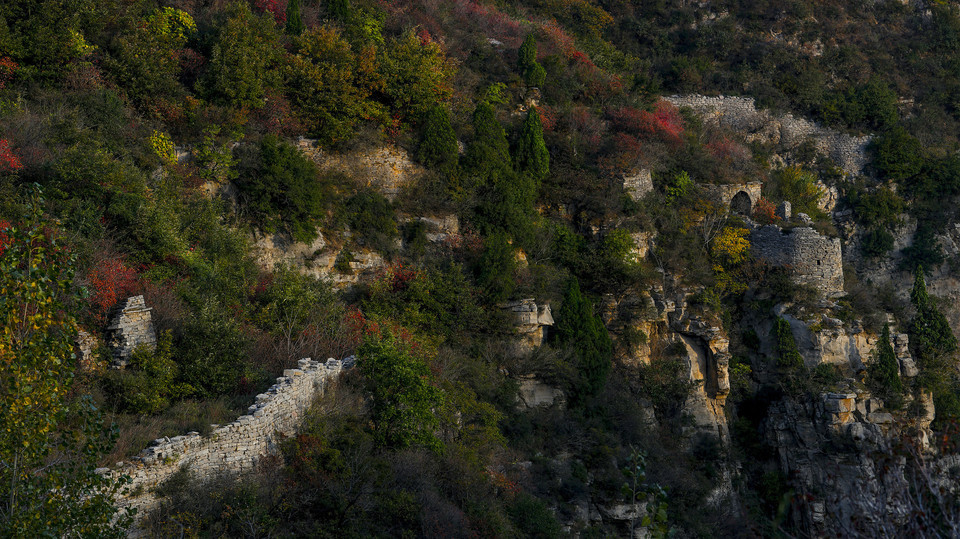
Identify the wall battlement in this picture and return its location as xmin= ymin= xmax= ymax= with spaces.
xmin=751 ymin=225 xmax=844 ymax=296
xmin=102 ymin=357 xmax=352 ymax=519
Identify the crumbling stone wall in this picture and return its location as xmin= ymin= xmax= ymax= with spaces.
xmin=751 ymin=225 xmax=844 ymax=296
xmin=664 ymin=95 xmax=870 ymax=177
xmin=103 ymin=358 xmax=351 ymax=520
xmin=699 ymin=181 xmax=763 ymax=214
xmin=105 ymin=296 xmax=157 ymax=368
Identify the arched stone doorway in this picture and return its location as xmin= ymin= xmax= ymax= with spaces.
xmin=730 ymin=191 xmax=752 ymax=215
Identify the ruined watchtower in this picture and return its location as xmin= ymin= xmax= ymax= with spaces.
xmin=751 ymin=225 xmax=844 ymax=297
xmin=106 ymin=295 xmax=157 ymax=367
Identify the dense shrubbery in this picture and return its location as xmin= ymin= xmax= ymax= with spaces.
xmin=235 ymin=134 xmax=326 ymax=242
xmin=7 ymin=0 xmax=960 ymax=535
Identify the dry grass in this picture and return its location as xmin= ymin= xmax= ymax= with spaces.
xmin=100 ymin=397 xmax=244 ymax=467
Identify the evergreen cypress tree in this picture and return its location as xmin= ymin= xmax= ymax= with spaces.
xmin=909 ymin=265 xmax=958 ymax=365
xmin=286 ymin=0 xmax=304 ymax=35
xmin=555 ymin=278 xmax=613 ymax=402
xmin=772 ymin=317 xmax=804 ymax=370
xmin=515 ymin=106 xmax=550 ymax=190
xmin=418 ymin=104 xmax=458 ymax=175
xmin=476 ymin=232 xmax=517 ymax=303
xmin=465 ymin=101 xmax=510 ymax=175
xmin=517 ymin=34 xmax=545 ymax=87
xmin=518 ymin=34 xmax=537 ymax=75
xmin=328 ymin=0 xmax=350 ymax=21
xmin=869 ymin=324 xmax=903 ymax=407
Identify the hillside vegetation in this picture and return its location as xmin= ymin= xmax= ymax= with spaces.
xmin=3 ymin=0 xmax=960 ymax=536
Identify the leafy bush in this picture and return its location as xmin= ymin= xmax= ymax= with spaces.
xmin=871 ymin=126 xmax=923 ymax=182
xmin=102 ymin=331 xmax=188 ymax=414
xmin=343 ymin=189 xmax=397 ymax=254
xmin=234 ymin=135 xmax=326 ymax=243
xmin=769 ymin=166 xmax=824 ymax=218
xmin=175 ymin=301 xmax=250 ymax=398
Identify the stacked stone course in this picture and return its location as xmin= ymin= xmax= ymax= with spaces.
xmin=664 ymin=95 xmax=870 ymax=177
xmin=104 ymin=357 xmax=353 ymax=519
xmin=751 ymin=225 xmax=844 ymax=297
xmin=105 ymin=296 xmax=157 ymax=367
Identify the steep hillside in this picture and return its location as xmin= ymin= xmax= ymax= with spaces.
xmin=3 ymin=0 xmax=960 ymax=537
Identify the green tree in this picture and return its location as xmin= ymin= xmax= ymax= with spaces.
xmin=465 ymin=102 xmax=532 ymax=237
xmin=0 ymin=190 xmax=130 ymax=536
xmin=285 ymin=25 xmax=384 ymax=145
xmin=909 ymin=266 xmax=960 ymax=424
xmin=235 ymin=134 xmax=326 ymax=242
xmin=380 ymin=30 xmax=455 ymax=124
xmin=554 ymin=277 xmax=613 ymax=402
xmin=176 ymin=300 xmax=249 ymax=398
xmin=285 ymin=0 xmax=304 ymax=35
xmin=909 ymin=266 xmax=958 ymax=364
xmin=357 ymin=329 xmax=443 ymax=452
xmin=108 ymin=7 xmax=196 ymax=102
xmin=868 ymin=325 xmax=903 ymax=408
xmin=202 ymin=2 xmax=281 ymax=109
xmin=871 ymin=126 xmax=924 ymax=182
xmin=514 ymin=106 xmax=550 ymax=198
xmin=517 ymin=33 xmax=545 ymax=87
xmin=772 ymin=317 xmax=804 ymax=370
xmin=327 ymin=0 xmax=351 ymax=22
xmin=475 ymin=232 xmax=518 ymax=303
xmin=417 ymin=104 xmax=459 ymax=176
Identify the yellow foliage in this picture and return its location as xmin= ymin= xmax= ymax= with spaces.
xmin=711 ymin=226 xmax=750 ymax=267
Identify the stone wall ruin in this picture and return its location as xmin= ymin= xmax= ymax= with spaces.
xmin=751 ymin=225 xmax=844 ymax=297
xmin=105 ymin=296 xmax=157 ymax=368
xmin=102 ymin=357 xmax=352 ymax=521
xmin=664 ymin=95 xmax=870 ymax=177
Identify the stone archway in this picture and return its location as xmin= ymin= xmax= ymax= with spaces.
xmin=730 ymin=191 xmax=752 ymax=215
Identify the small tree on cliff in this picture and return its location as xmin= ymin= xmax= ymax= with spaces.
xmin=909 ymin=266 xmax=960 ymax=423
xmin=418 ymin=104 xmax=458 ymax=177
xmin=554 ymin=278 xmax=613 ymax=403
xmin=514 ymin=106 xmax=549 ymax=202
xmin=868 ymin=324 xmax=903 ymax=409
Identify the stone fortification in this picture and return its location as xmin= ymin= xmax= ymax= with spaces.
xmin=106 ymin=296 xmax=157 ymax=368
xmin=664 ymin=95 xmax=870 ymax=177
xmin=699 ymin=181 xmax=763 ymax=214
xmin=104 ymin=357 xmax=352 ymax=519
xmin=751 ymin=225 xmax=844 ymax=296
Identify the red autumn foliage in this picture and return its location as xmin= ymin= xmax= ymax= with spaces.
xmin=608 ymin=102 xmax=684 ymax=145
xmin=87 ymin=257 xmax=140 ymax=326
xmin=379 ymin=262 xmax=421 ymax=293
xmin=537 ymin=103 xmax=558 ymax=132
xmin=706 ymin=136 xmax=750 ymax=163
xmin=0 ymin=139 xmax=23 ymax=172
xmin=0 ymin=57 xmax=17 ymax=89
xmin=253 ymin=0 xmax=287 ymax=25
xmin=752 ymin=197 xmax=779 ymax=225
